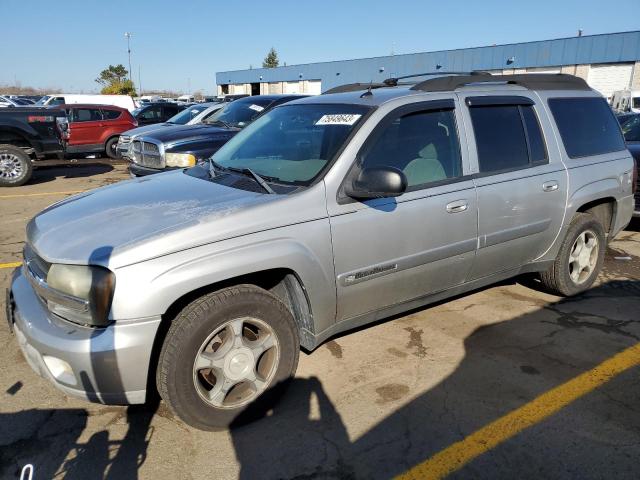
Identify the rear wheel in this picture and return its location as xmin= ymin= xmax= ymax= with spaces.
xmin=157 ymin=285 xmax=299 ymax=430
xmin=539 ymin=212 xmax=606 ymax=296
xmin=0 ymin=144 xmax=32 ymax=187
xmin=105 ymin=137 xmax=120 ymax=159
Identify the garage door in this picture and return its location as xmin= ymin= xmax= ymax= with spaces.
xmin=305 ymin=80 xmax=322 ymax=95
xmin=588 ymin=64 xmax=633 ymax=99
xmin=284 ymin=81 xmax=301 ymax=94
xmin=526 ymin=66 xmax=561 ymax=74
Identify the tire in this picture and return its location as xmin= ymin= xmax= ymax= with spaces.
xmin=105 ymin=137 xmax=120 ymax=159
xmin=0 ymin=144 xmax=32 ymax=187
xmin=539 ymin=212 xmax=606 ymax=296
xmin=157 ymin=285 xmax=300 ymax=430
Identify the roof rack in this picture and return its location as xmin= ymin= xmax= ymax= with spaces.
xmin=322 ymin=82 xmax=388 ymax=95
xmin=383 ymin=71 xmax=490 ymax=86
xmin=410 ymin=73 xmax=590 ymax=92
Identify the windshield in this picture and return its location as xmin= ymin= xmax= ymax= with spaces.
xmin=210 ymin=104 xmax=371 ymax=185
xmin=167 ymin=104 xmax=207 ymax=124
xmin=203 ymin=99 xmax=273 ymax=128
xmin=621 ymin=115 xmax=640 ymax=142
xmin=634 ymin=97 xmax=640 ymax=109
xmin=35 ymin=95 xmax=52 ymax=106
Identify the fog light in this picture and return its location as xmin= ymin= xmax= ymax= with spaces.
xmin=43 ymin=355 xmax=77 ymax=386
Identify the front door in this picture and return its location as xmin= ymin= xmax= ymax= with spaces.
xmin=459 ymin=94 xmax=567 ymax=279
xmin=329 ymin=100 xmax=478 ymax=321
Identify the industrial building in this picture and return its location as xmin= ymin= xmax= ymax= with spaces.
xmin=216 ymin=30 xmax=640 ymax=99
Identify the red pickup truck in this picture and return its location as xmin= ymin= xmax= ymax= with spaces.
xmin=59 ymin=104 xmax=137 ymax=158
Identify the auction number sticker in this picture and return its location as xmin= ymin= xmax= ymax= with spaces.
xmin=249 ymin=104 xmax=265 ymax=112
xmin=315 ymin=114 xmax=362 ymax=126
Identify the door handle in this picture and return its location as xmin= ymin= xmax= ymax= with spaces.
xmin=446 ymin=200 xmax=469 ymax=213
xmin=543 ymin=181 xmax=559 ymax=192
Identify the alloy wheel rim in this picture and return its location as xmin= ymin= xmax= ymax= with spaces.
xmin=0 ymin=153 xmax=23 ymax=179
xmin=192 ymin=317 xmax=280 ymax=409
xmin=568 ymin=230 xmax=599 ymax=285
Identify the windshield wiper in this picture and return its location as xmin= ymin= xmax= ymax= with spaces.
xmin=206 ymin=119 xmax=233 ymax=128
xmin=208 ymin=159 xmax=228 ymax=179
xmin=228 ymin=167 xmax=276 ymax=194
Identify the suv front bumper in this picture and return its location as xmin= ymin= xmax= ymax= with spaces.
xmin=129 ymin=162 xmax=177 ymax=177
xmin=7 ymin=268 xmax=161 ymax=405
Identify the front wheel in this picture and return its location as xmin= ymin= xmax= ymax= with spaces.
xmin=105 ymin=137 xmax=120 ymax=159
xmin=0 ymin=144 xmax=32 ymax=187
xmin=156 ymin=285 xmax=300 ymax=430
xmin=539 ymin=212 xmax=606 ymax=296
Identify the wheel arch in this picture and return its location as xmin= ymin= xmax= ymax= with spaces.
xmin=144 ymin=268 xmax=316 ymax=399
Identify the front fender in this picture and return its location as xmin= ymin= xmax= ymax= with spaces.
xmin=110 ymin=220 xmax=336 ymax=333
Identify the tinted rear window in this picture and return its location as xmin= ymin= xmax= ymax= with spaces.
xmin=102 ymin=109 xmax=122 ymax=120
xmin=548 ymin=97 xmax=625 ymax=158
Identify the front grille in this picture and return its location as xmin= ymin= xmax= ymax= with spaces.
xmin=131 ymin=140 xmax=164 ymax=168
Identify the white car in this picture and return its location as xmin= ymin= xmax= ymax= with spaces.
xmin=35 ymin=94 xmax=137 ymax=111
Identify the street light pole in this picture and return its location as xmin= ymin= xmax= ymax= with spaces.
xmin=124 ymin=32 xmax=133 ymax=82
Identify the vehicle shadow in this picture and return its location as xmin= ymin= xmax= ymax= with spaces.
xmin=29 ymin=162 xmax=115 ymax=185
xmin=227 ymin=280 xmax=640 ymax=479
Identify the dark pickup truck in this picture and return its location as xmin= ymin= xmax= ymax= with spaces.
xmin=0 ymin=108 xmax=69 ymax=186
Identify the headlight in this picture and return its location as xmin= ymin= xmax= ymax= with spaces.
xmin=46 ymin=264 xmax=115 ymax=327
xmin=165 ymin=152 xmax=196 ymax=167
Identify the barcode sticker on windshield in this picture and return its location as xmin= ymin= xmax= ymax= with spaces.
xmin=249 ymin=104 xmax=264 ymax=112
xmin=315 ymin=114 xmax=362 ymax=126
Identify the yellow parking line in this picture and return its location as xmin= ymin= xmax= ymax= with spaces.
xmin=397 ymin=342 xmax=640 ymax=480
xmin=0 ymin=262 xmax=22 ymax=269
xmin=0 ymin=190 xmax=84 ymax=199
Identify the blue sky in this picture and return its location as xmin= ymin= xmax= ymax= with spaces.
xmin=1 ymin=0 xmax=638 ymax=94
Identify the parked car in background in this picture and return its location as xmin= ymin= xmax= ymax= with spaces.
xmin=0 ymin=107 xmax=68 ymax=186
xmin=127 ymin=94 xmax=305 ymax=176
xmin=611 ymin=89 xmax=640 ymax=113
xmin=36 ymin=94 xmax=137 ymax=111
xmin=0 ymin=95 xmax=21 ymax=108
xmin=6 ymin=74 xmax=635 ymax=430
xmin=116 ymin=103 xmax=223 ymax=157
xmin=618 ymin=112 xmax=640 ymax=216
xmin=58 ymin=104 xmax=137 ymax=159
xmin=131 ymin=102 xmax=185 ymax=127
xmin=218 ymin=94 xmax=249 ymax=102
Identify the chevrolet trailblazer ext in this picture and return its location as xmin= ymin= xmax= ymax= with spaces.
xmin=6 ymin=73 xmax=636 ymax=430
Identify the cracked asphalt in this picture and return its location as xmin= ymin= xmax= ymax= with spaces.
xmin=1 ymin=160 xmax=639 ymax=479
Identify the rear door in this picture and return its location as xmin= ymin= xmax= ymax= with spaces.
xmin=68 ymin=107 xmax=103 ymax=146
xmin=459 ymin=94 xmax=567 ymax=279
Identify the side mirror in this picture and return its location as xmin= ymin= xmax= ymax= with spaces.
xmin=345 ymin=166 xmax=407 ymax=200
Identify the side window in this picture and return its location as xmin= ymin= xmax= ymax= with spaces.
xmin=469 ymin=104 xmax=547 ymax=174
xmin=72 ymin=108 xmax=102 ymax=122
xmin=360 ymin=108 xmax=462 ymax=189
xmin=163 ymin=105 xmax=179 ymax=117
xmin=102 ymin=109 xmax=121 ymax=120
xmin=548 ymin=97 xmax=626 ymax=158
xmin=139 ymin=106 xmax=161 ymax=120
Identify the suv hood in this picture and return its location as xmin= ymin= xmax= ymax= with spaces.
xmin=26 ymin=170 xmax=291 ymax=269
xmin=141 ymin=124 xmax=237 ymax=143
xmin=122 ymin=123 xmax=179 ymax=138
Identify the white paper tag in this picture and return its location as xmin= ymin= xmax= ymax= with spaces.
xmin=248 ymin=104 xmax=264 ymax=112
xmin=315 ymin=114 xmax=362 ymax=126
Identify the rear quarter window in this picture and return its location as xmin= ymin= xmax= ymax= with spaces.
xmin=102 ymin=109 xmax=122 ymax=120
xmin=548 ymin=97 xmax=625 ymax=158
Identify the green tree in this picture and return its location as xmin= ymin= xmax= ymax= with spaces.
xmin=262 ymin=48 xmax=279 ymax=68
xmin=95 ymin=64 xmax=136 ymax=95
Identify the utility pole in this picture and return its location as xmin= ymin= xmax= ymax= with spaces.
xmin=138 ymin=65 xmax=143 ymax=96
xmin=124 ymin=32 xmax=133 ymax=82
xmin=187 ymin=77 xmax=191 ymax=94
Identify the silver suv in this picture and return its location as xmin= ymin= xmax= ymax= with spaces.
xmin=6 ymin=73 xmax=636 ymax=430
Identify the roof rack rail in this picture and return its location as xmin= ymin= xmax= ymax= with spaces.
xmin=410 ymin=73 xmax=590 ymax=92
xmin=383 ymin=71 xmax=490 ymax=87
xmin=322 ymin=82 xmax=388 ymax=95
